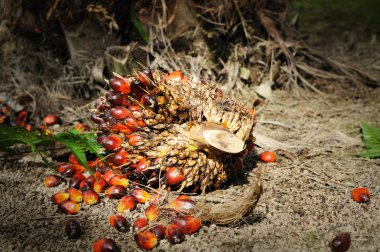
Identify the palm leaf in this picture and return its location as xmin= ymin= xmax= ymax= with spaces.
xmin=355 ymin=123 xmax=380 ymax=158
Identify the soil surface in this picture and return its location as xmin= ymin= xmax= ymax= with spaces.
xmin=1 ymin=11 xmax=380 ymax=252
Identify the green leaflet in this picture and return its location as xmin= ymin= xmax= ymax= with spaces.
xmin=0 ymin=125 xmax=104 ymax=177
xmin=355 ymin=123 xmax=380 ymax=158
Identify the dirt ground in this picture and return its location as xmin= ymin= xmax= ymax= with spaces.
xmin=1 ymin=14 xmax=380 ymax=252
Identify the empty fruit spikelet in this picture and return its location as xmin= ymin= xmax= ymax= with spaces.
xmin=93 ymin=69 xmax=255 ymax=192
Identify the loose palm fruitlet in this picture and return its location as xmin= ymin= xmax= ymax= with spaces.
xmin=92 ymin=69 xmax=256 ymax=192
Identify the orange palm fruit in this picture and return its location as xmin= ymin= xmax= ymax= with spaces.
xmin=117 ymin=195 xmax=136 ymax=213
xmin=165 ymin=224 xmax=185 ymax=244
xmin=171 ymin=215 xmax=201 ymax=234
xmin=130 ymin=188 xmax=151 ymax=203
xmin=83 ymin=190 xmax=99 ymax=205
xmin=149 ymin=224 xmax=166 ymax=240
xmin=65 ymin=188 xmax=83 ymax=202
xmin=58 ymin=200 xmax=80 ymax=215
xmin=145 ymin=205 xmax=159 ymax=221
xmin=351 ymin=187 xmax=370 ymax=203
xmin=167 ymin=70 xmax=184 ymax=81
xmin=169 ymin=196 xmax=195 ymax=213
xmin=259 ymin=151 xmax=276 ymax=162
xmin=109 ymin=175 xmax=129 ymax=188
xmin=44 ymin=175 xmax=62 ymax=187
xmin=51 ymin=192 xmax=70 ymax=204
xmin=105 ymin=185 xmax=126 ymax=199
xmin=135 ymin=230 xmax=158 ymax=250
xmin=109 ymin=214 xmax=130 ymax=232
xmin=93 ymin=238 xmax=119 ymax=252
xmin=93 ymin=178 xmax=107 ymax=193
xmin=133 ymin=217 xmax=148 ymax=232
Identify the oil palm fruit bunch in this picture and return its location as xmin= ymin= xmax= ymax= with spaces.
xmin=91 ymin=69 xmax=256 ymax=192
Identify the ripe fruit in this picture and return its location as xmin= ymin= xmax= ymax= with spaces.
xmin=107 ymin=92 xmax=128 ymax=106
xmin=165 ymin=167 xmax=185 ymax=185
xmin=90 ymin=113 xmax=104 ymax=124
xmin=113 ymin=149 xmax=129 ymax=166
xmin=130 ymin=188 xmax=151 ymax=203
xmin=109 ymin=175 xmax=129 ymax=188
xmin=109 ymin=214 xmax=130 ymax=232
xmin=149 ymin=225 xmax=166 ymax=240
xmin=351 ymin=187 xmax=370 ymax=203
xmin=65 ymin=220 xmax=81 ymax=239
xmin=93 ymin=178 xmax=107 ymax=193
xmin=105 ymin=185 xmax=126 ymax=199
xmin=129 ymin=105 xmax=140 ymax=112
xmin=145 ymin=205 xmax=159 ymax=221
xmin=102 ymin=170 xmax=118 ymax=182
xmin=83 ymin=190 xmax=99 ymax=205
xmin=65 ymin=188 xmax=83 ymax=202
xmin=139 ymin=69 xmax=153 ymax=86
xmin=124 ymin=116 xmax=139 ymax=132
xmin=93 ymin=238 xmax=120 ymax=252
xmin=165 ymin=224 xmax=185 ymax=244
xmin=99 ymin=135 xmax=122 ymax=151
xmin=330 ymin=232 xmax=351 ymax=252
xmin=169 ymin=196 xmax=195 ymax=213
xmin=130 ymin=79 xmax=146 ymax=97
xmin=135 ymin=230 xmax=158 ymax=250
xmin=75 ymin=122 xmax=90 ymax=131
xmin=129 ymin=134 xmax=144 ymax=147
xmin=109 ymin=77 xmax=130 ymax=94
xmin=140 ymin=94 xmax=158 ymax=110
xmin=149 ymin=194 xmax=164 ymax=206
xmin=51 ymin=192 xmax=70 ymax=204
xmin=69 ymin=174 xmax=86 ymax=189
xmin=135 ymin=157 xmax=150 ymax=175
xmin=44 ymin=175 xmax=62 ymax=187
xmin=58 ymin=200 xmax=80 ymax=215
xmin=110 ymin=106 xmax=131 ymax=120
xmin=171 ymin=216 xmax=201 ymax=234
xmin=117 ymin=195 xmax=136 ymax=213
xmin=259 ymin=151 xmax=276 ymax=162
xmin=133 ymin=217 xmax=148 ymax=232
xmin=43 ymin=114 xmax=62 ymax=125
xmin=167 ymin=70 xmax=184 ymax=81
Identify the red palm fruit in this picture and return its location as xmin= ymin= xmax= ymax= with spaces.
xmin=167 ymin=70 xmax=184 ymax=81
xmin=86 ymin=171 xmax=102 ymax=186
xmin=109 ymin=77 xmax=130 ymax=94
xmin=133 ymin=217 xmax=148 ymax=232
xmin=80 ymin=180 xmax=92 ymax=191
xmin=90 ymin=113 xmax=104 ymax=124
xmin=128 ymin=134 xmax=144 ymax=147
xmin=330 ymin=232 xmax=351 ymax=252
xmin=113 ymin=149 xmax=129 ymax=166
xmin=140 ymin=94 xmax=158 ymax=110
xmin=259 ymin=151 xmax=276 ymax=162
xmin=44 ymin=175 xmax=62 ymax=187
xmin=169 ymin=197 xmax=195 ymax=213
xmin=130 ymin=79 xmax=146 ymax=97
xmin=69 ymin=174 xmax=86 ymax=189
xmin=63 ymin=164 xmax=84 ymax=177
xmin=165 ymin=224 xmax=185 ymax=244
xmin=83 ymin=190 xmax=99 ymax=205
xmin=102 ymin=170 xmax=118 ymax=182
xmin=69 ymin=154 xmax=79 ymax=164
xmin=109 ymin=175 xmax=129 ymax=188
xmin=145 ymin=205 xmax=159 ymax=221
xmin=74 ymin=122 xmax=90 ymax=132
xmin=107 ymin=92 xmax=128 ymax=106
xmin=93 ymin=238 xmax=120 ymax=252
xmin=138 ymin=69 xmax=153 ymax=86
xmin=165 ymin=167 xmax=185 ymax=185
xmin=149 ymin=225 xmax=166 ymax=240
xmin=124 ymin=116 xmax=139 ymax=132
xmin=130 ymin=188 xmax=151 ymax=203
xmin=93 ymin=178 xmax=107 ymax=193
xmin=129 ymin=105 xmax=140 ymax=112
xmin=57 ymin=163 xmax=69 ymax=174
xmin=43 ymin=114 xmax=62 ymax=125
xmin=105 ymin=185 xmax=126 ymax=199
xmin=135 ymin=230 xmax=158 ymax=250
xmin=58 ymin=200 xmax=80 ymax=215
xmin=136 ymin=157 xmax=150 ymax=175
xmin=351 ymin=187 xmax=370 ymax=203
xmin=114 ymin=122 xmax=133 ymax=134
xmin=65 ymin=220 xmax=81 ymax=239
xmin=99 ymin=165 xmax=112 ymax=174
xmin=65 ymin=188 xmax=83 ymax=202
xmin=51 ymin=192 xmax=70 ymax=204
xmin=109 ymin=214 xmax=130 ymax=232
xmin=149 ymin=194 xmax=164 ymax=206
xmin=117 ymin=195 xmax=136 ymax=212
xmin=171 ymin=216 xmax=201 ymax=234
xmin=100 ymin=135 xmax=122 ymax=151
xmin=110 ymin=106 xmax=131 ymax=120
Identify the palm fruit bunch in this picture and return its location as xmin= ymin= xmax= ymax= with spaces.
xmin=91 ymin=69 xmax=256 ymax=193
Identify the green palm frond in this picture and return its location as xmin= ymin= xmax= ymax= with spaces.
xmin=355 ymin=123 xmax=380 ymax=158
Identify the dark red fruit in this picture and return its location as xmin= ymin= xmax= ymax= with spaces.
xmin=113 ymin=149 xmax=129 ymax=166
xmin=130 ymin=188 xmax=151 ymax=203
xmin=107 ymin=92 xmax=128 ymax=106
xmin=117 ymin=195 xmax=136 ymax=213
xmin=133 ymin=217 xmax=148 ymax=232
xmin=93 ymin=238 xmax=120 ymax=252
xmin=69 ymin=174 xmax=87 ymax=189
xmin=140 ymin=94 xmax=157 ymax=110
xmin=43 ymin=114 xmax=62 ymax=125
xmin=150 ymin=225 xmax=166 ymax=240
xmin=129 ymin=105 xmax=140 ymax=112
xmin=58 ymin=200 xmax=80 ymax=215
xmin=51 ymin=192 xmax=70 ymax=204
xmin=330 ymin=232 xmax=351 ymax=252
xmin=139 ymin=69 xmax=153 ymax=85
xmin=124 ymin=116 xmax=139 ymax=132
xmin=130 ymin=80 xmax=146 ymax=97
xmin=135 ymin=230 xmax=158 ymax=250
xmin=90 ymin=113 xmax=104 ymax=124
xmin=65 ymin=220 xmax=81 ymax=239
xmin=135 ymin=157 xmax=150 ymax=175
xmin=109 ymin=214 xmax=130 ymax=232
xmin=99 ymin=135 xmax=122 ymax=151
xmin=105 ymin=185 xmax=126 ymax=199
xmin=171 ymin=216 xmax=201 ymax=234
xmin=110 ymin=106 xmax=131 ymax=120
xmin=109 ymin=77 xmax=130 ymax=94
xmin=169 ymin=196 xmax=195 ymax=213
xmin=44 ymin=175 xmax=62 ymax=187
xmin=83 ymin=190 xmax=99 ymax=205
xmin=165 ymin=224 xmax=185 ymax=244
xmin=165 ymin=167 xmax=185 ymax=185
xmin=102 ymin=170 xmax=118 ymax=182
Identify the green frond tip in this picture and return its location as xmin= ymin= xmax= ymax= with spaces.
xmin=354 ymin=123 xmax=380 ymax=158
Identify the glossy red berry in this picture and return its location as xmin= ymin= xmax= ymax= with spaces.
xmin=171 ymin=215 xmax=201 ymax=234
xmin=110 ymin=106 xmax=131 ymax=120
xmin=150 ymin=224 xmax=166 ymax=240
xmin=90 ymin=113 xmax=104 ymax=124
xmin=133 ymin=217 xmax=148 ymax=232
xmin=330 ymin=232 xmax=351 ymax=252
xmin=351 ymin=187 xmax=370 ymax=203
xmin=259 ymin=151 xmax=276 ymax=162
xmin=93 ymin=178 xmax=107 ymax=193
xmin=99 ymin=135 xmax=122 ymax=151
xmin=128 ymin=134 xmax=144 ymax=147
xmin=134 ymin=230 xmax=158 ymax=250
xmin=135 ymin=157 xmax=150 ymax=175
xmin=138 ymin=69 xmax=153 ymax=86
xmin=65 ymin=220 xmax=81 ymax=239
xmin=65 ymin=188 xmax=83 ymax=202
xmin=165 ymin=167 xmax=185 ymax=185
xmin=113 ymin=149 xmax=129 ymax=166
xmin=140 ymin=94 xmax=157 ymax=110
xmin=83 ymin=190 xmax=99 ymax=205
xmin=69 ymin=174 xmax=87 ymax=189
xmin=93 ymin=238 xmax=120 ymax=252
xmin=43 ymin=114 xmax=62 ymax=125
xmin=102 ymin=170 xmax=118 ymax=183
xmin=105 ymin=185 xmax=126 ymax=199
xmin=107 ymin=92 xmax=128 ymax=106
xmin=145 ymin=205 xmax=159 ymax=221
xmin=124 ymin=116 xmax=139 ymax=132
xmin=165 ymin=224 xmax=185 ymax=244
xmin=109 ymin=175 xmax=129 ymax=188
xmin=130 ymin=80 xmax=146 ymax=97
xmin=169 ymin=196 xmax=195 ymax=213
xmin=109 ymin=77 xmax=130 ymax=94
xmin=58 ymin=200 xmax=80 ymax=215
xmin=51 ymin=192 xmax=70 ymax=204
xmin=44 ymin=175 xmax=62 ymax=187
xmin=130 ymin=188 xmax=151 ymax=203
xmin=109 ymin=214 xmax=130 ymax=232
xmin=117 ymin=195 xmax=136 ymax=213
